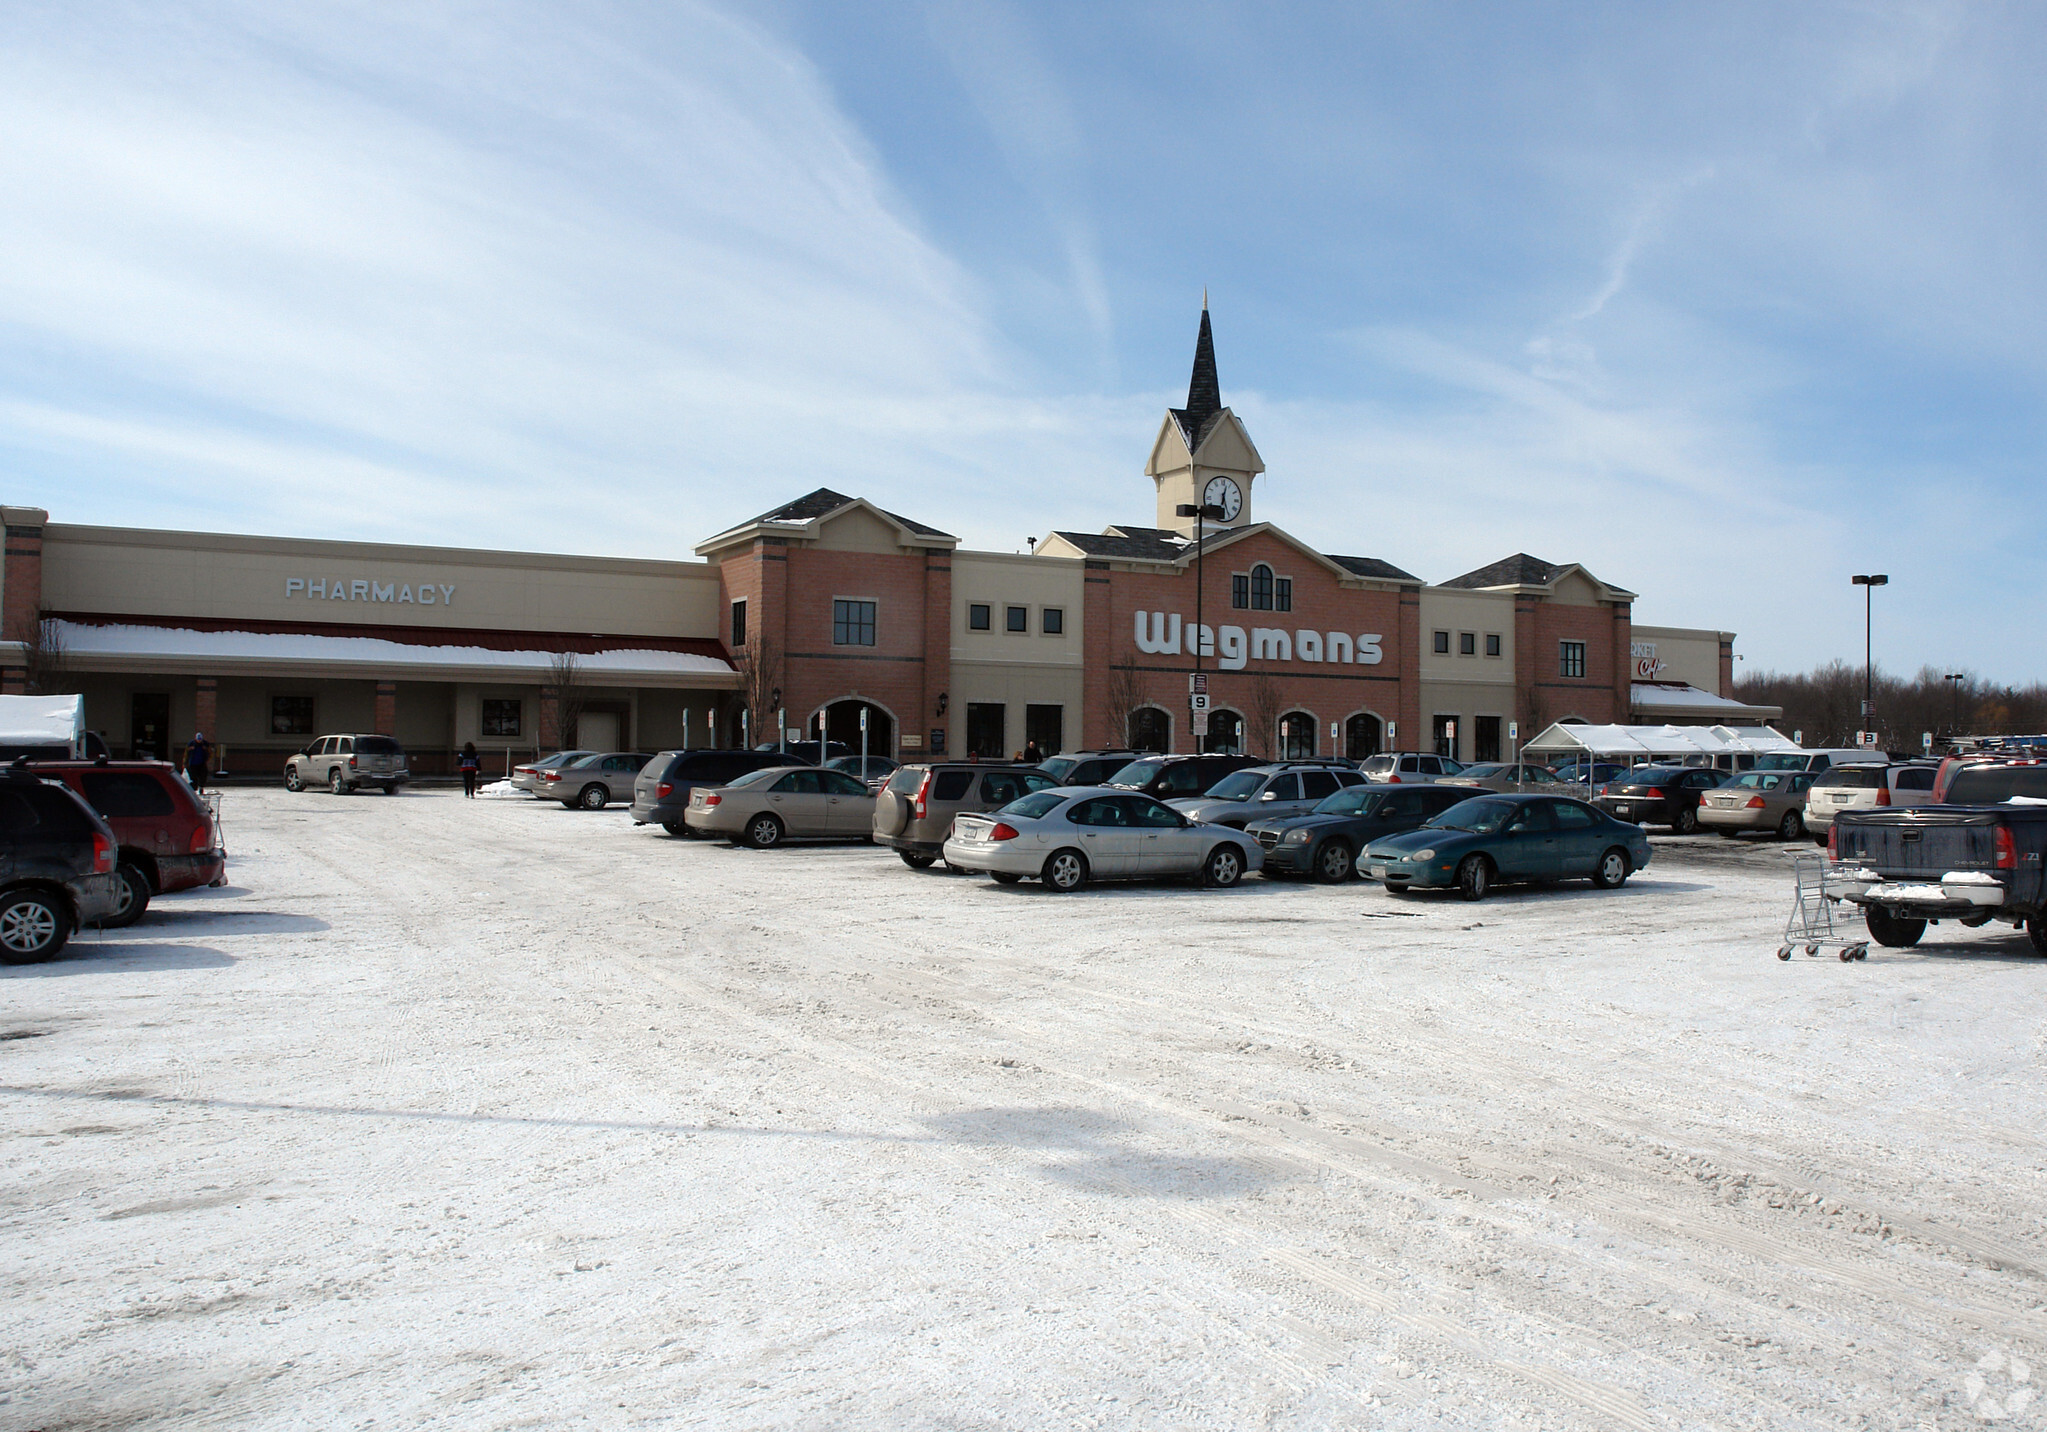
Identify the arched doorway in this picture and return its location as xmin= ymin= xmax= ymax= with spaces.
xmin=1279 ymin=711 xmax=1317 ymax=760
xmin=1128 ymin=706 xmax=1171 ymax=753
xmin=811 ymin=699 xmax=896 ymax=757
xmin=1205 ymin=708 xmax=1243 ymax=754
xmin=1345 ymin=712 xmax=1382 ymax=760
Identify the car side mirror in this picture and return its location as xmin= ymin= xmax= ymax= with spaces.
xmin=1259 ymin=790 xmax=1278 ymax=801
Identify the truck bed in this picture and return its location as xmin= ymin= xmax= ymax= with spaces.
xmin=1833 ymin=805 xmax=2047 ymax=919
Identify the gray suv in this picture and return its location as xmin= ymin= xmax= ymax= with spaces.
xmin=0 ymin=772 xmax=124 ymax=963
xmin=1168 ymin=763 xmax=1368 ymax=830
xmin=284 ymin=734 xmax=410 ymax=794
xmin=873 ymin=763 xmax=1058 ymax=868
xmin=633 ymin=748 xmax=803 ymax=833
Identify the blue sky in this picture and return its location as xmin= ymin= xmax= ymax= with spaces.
xmin=1 ymin=1 xmax=2039 ymax=677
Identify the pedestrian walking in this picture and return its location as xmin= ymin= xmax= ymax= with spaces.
xmin=458 ymin=742 xmax=481 ymax=798
xmin=184 ymin=731 xmax=211 ymax=793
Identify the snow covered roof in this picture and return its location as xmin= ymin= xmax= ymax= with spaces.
xmin=54 ymin=622 xmax=736 ymax=688
xmin=1521 ymin=722 xmax=1802 ymax=759
xmin=0 ymin=694 xmax=84 ymax=748
xmin=1628 ymin=682 xmax=1782 ymax=721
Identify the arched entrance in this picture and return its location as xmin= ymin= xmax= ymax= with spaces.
xmin=1205 ymin=708 xmax=1243 ymax=754
xmin=1128 ymin=706 xmax=1171 ymax=753
xmin=810 ymin=699 xmax=896 ymax=756
xmin=1279 ymin=711 xmax=1317 ymax=760
xmin=1345 ymin=712 xmax=1382 ymax=760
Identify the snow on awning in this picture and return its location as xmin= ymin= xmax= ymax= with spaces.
xmin=54 ymin=622 xmax=736 ymax=687
xmin=1629 ymin=681 xmax=1781 ymax=721
xmin=1522 ymin=721 xmax=1800 ymax=761
xmin=0 ymin=693 xmax=85 ymax=749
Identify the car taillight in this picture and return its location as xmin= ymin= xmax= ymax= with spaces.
xmin=92 ymin=832 xmax=115 ymax=873
xmin=657 ymin=783 xmax=673 ymax=798
xmin=1387 ymin=774 xmax=1402 ymax=783
xmin=1875 ymin=786 xmax=1891 ymax=806
xmin=349 ymin=756 xmax=358 ymax=768
xmin=1643 ymin=788 xmax=1665 ymax=800
xmin=1746 ymin=796 xmax=1766 ymax=809
xmin=989 ymin=822 xmax=1020 ymax=841
xmin=704 ymin=793 xmax=722 ymax=806
xmin=1997 ymin=826 xmax=2017 ymax=869
xmin=190 ymin=823 xmax=212 ymax=853
xmin=1827 ymin=824 xmax=1839 ymax=860
xmin=913 ymin=772 xmax=933 ymax=819
xmin=543 ymin=771 xmax=561 ymax=782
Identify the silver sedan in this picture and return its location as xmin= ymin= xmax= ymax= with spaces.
xmin=942 ymin=786 xmax=1264 ymax=891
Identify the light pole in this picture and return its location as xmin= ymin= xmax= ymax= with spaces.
xmin=1851 ymin=574 xmax=1888 ymax=744
xmin=1944 ymin=672 xmax=1967 ymax=739
xmin=1175 ymin=501 xmax=1227 ymax=753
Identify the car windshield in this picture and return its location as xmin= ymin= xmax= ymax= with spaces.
xmin=1317 ymin=788 xmax=1381 ymax=816
xmin=1108 ymin=760 xmax=1162 ymax=787
xmin=726 ymin=766 xmax=785 ymax=789
xmin=1038 ymin=756 xmax=1080 ymax=782
xmin=1002 ymin=791 xmax=1069 ymax=819
xmin=1423 ymin=797 xmax=1516 ymax=834
xmin=1731 ymin=772 xmax=1784 ymax=790
xmin=1204 ymin=771 xmax=1266 ymax=801
xmin=1753 ymin=754 xmax=1810 ymax=770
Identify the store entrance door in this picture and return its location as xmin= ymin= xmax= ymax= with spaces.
xmin=131 ymin=692 xmax=171 ymax=761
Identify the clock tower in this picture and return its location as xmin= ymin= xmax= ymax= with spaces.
xmin=1148 ymin=301 xmax=1265 ymax=534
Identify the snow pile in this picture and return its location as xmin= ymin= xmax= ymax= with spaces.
xmin=474 ymin=780 xmax=531 ymax=800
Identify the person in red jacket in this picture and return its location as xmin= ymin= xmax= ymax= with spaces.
xmin=458 ymin=742 xmax=481 ymax=798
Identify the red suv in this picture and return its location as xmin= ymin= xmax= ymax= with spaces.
xmin=36 ymin=760 xmax=225 ymax=926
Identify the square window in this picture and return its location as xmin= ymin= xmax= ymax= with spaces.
xmin=967 ymin=603 xmax=990 ymax=631
xmin=833 ymin=599 xmax=876 ymax=646
xmin=729 ymin=599 xmax=746 ymax=648
xmin=1275 ymin=577 xmax=1292 ymax=612
xmin=1005 ymin=605 xmax=1028 ymax=633
xmin=270 ymin=695 xmax=315 ymax=736
xmin=1231 ymin=573 xmax=1249 ymax=609
xmin=1459 ymin=632 xmax=1476 ymax=656
xmin=1485 ymin=633 xmax=1501 ymax=657
xmin=1433 ymin=630 xmax=1450 ymax=655
xmin=1560 ymin=640 xmax=1586 ymax=679
xmin=1042 ymin=607 xmax=1064 ymax=635
xmin=481 ymin=698 xmax=521 ymax=737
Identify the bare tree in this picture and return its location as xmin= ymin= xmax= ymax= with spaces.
xmin=545 ymin=650 xmax=587 ymax=750
xmin=1100 ymin=664 xmax=1149 ymax=748
xmin=24 ymin=613 xmax=68 ymax=695
xmin=1247 ymin=674 xmax=1285 ymax=760
xmin=730 ymin=636 xmax=783 ymax=749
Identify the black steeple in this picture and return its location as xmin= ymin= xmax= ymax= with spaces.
xmin=1169 ymin=297 xmax=1223 ymax=450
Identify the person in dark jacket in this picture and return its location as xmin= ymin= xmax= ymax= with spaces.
xmin=1023 ymin=741 xmax=1044 ymax=764
xmin=458 ymin=742 xmax=481 ymax=798
xmin=184 ymin=732 xmax=211 ymax=793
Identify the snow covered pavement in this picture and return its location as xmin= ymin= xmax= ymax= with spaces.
xmin=5 ymin=788 xmax=2044 ymax=1428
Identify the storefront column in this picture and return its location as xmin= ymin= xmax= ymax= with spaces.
xmin=195 ymin=676 xmax=220 ymax=768
xmin=539 ymin=687 xmax=562 ymax=749
xmin=1 ymin=505 xmax=47 ymax=693
xmin=375 ymin=682 xmax=397 ymax=736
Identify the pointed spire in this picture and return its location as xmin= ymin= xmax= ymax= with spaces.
xmin=1183 ymin=303 xmax=1220 ymax=430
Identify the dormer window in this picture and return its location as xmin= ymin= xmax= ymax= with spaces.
xmin=1233 ymin=564 xmax=1291 ymax=612
xmin=1250 ymin=564 xmax=1273 ymax=610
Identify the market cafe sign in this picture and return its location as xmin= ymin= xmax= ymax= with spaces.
xmin=1134 ymin=612 xmax=1382 ymax=671
xmin=286 ymin=577 xmax=457 ymax=606
xmin=1631 ymin=641 xmax=1666 ymax=678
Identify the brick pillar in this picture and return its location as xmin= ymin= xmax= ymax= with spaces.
xmin=375 ymin=682 xmax=397 ymax=736
xmin=1610 ymin=602 xmax=1632 ymax=724
xmin=921 ymin=549 xmax=951 ymax=759
xmin=1719 ymin=637 xmax=1735 ymax=699
xmin=195 ymin=677 xmax=219 ymax=770
xmin=1081 ymin=561 xmax=1113 ymax=747
xmin=1 ymin=506 xmax=47 ymax=694
xmin=1395 ymin=585 xmax=1422 ymax=751
xmin=539 ymin=688 xmax=561 ymax=749
xmin=1514 ymin=595 xmax=1540 ymax=734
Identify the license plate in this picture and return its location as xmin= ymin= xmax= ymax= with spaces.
xmin=1614 ymin=805 xmax=1631 ymax=817
xmin=1368 ymin=864 xmax=1388 ymax=879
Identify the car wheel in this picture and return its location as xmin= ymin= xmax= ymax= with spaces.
xmin=2029 ymin=917 xmax=2047 ymax=956
xmin=1865 ymin=908 xmax=1926 ymax=948
xmin=1778 ymin=810 xmax=1804 ymax=841
xmin=1314 ymin=841 xmax=1353 ymax=884
xmin=1813 ymin=834 xmax=1829 ymax=848
xmin=1592 ymin=847 xmax=1631 ymax=889
xmin=382 ymin=784 xmax=397 ymax=796
xmin=0 ymin=890 xmax=68 ymax=964
xmin=745 ymin=813 xmax=784 ymax=849
xmin=1672 ymin=806 xmax=1698 ymax=836
xmin=577 ymin=784 xmax=608 ymax=811
xmin=1716 ymin=828 xmax=1743 ymax=839
xmin=329 ymin=768 xmax=348 ymax=795
xmin=1042 ymin=848 xmax=1089 ymax=892
xmin=284 ymin=766 xmax=302 ymax=792
xmin=662 ymin=821 xmax=689 ymax=837
xmin=990 ymin=872 xmax=1022 ymax=885
xmin=1203 ymin=845 xmax=1245 ymax=888
xmin=1456 ymin=854 xmax=1490 ymax=902
xmin=106 ymin=864 xmax=152 ymax=928
xmin=899 ymin=852 xmax=937 ymax=870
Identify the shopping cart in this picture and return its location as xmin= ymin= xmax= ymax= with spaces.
xmin=1779 ymin=855 xmax=1868 ymax=961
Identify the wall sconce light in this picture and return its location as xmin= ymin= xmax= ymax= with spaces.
xmin=770 ymin=686 xmax=782 ymax=708
xmin=936 ymin=692 xmax=948 ymax=717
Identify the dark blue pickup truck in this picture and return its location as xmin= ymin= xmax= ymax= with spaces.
xmin=1831 ymin=762 xmax=2047 ymax=950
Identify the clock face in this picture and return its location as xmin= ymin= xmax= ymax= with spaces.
xmin=1203 ymin=476 xmax=1243 ymax=521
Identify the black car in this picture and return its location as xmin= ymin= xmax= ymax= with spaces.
xmin=1249 ymin=783 xmax=1472 ymax=882
xmin=1106 ymin=752 xmax=1263 ymax=800
xmin=1594 ymin=765 xmax=1727 ymax=834
xmin=0 ymin=770 xmax=124 ymax=962
xmin=1037 ymin=749 xmax=1140 ymax=787
xmin=632 ymin=748 xmax=806 ymax=833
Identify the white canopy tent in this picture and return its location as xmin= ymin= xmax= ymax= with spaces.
xmin=1521 ymin=721 xmax=1801 ymax=769
xmin=0 ymin=693 xmax=87 ymax=757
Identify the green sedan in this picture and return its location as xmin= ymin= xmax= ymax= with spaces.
xmin=1363 ymin=794 xmax=1654 ymax=901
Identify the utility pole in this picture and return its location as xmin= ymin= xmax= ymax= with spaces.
xmin=1944 ymin=672 xmax=1966 ymax=739
xmin=1176 ymin=501 xmax=1226 ymax=753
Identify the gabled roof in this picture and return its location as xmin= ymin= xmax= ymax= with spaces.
xmin=1328 ymin=554 xmax=1421 ymax=583
xmin=1438 ymin=551 xmax=1637 ymax=600
xmin=695 ymin=486 xmax=955 ymax=555
xmin=1045 ymin=525 xmax=1191 ymax=562
xmin=1038 ymin=521 xmax=1416 ymax=588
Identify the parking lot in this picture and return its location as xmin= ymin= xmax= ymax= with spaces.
xmin=5 ymin=787 xmax=2044 ymax=1429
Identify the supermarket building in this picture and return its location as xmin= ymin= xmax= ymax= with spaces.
xmin=1 ymin=310 xmax=1769 ymax=773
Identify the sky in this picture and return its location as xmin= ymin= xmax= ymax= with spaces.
xmin=0 ymin=0 xmax=2040 ymax=678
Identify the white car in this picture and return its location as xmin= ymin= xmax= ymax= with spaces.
xmin=1802 ymin=762 xmax=1938 ymax=844
xmin=1359 ymin=753 xmax=1465 ymax=784
xmin=942 ymin=786 xmax=1264 ymax=892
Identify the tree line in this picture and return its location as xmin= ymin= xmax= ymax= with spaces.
xmin=1734 ymin=662 xmax=2047 ymax=750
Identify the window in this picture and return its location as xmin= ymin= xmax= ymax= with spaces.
xmin=1275 ymin=577 xmax=1292 ymax=613
xmin=1300 ymin=770 xmax=1341 ymax=800
xmin=1553 ymin=801 xmax=1597 ymax=829
xmin=968 ymin=603 xmax=991 ymax=631
xmin=1459 ymin=632 xmax=1476 ymax=656
xmin=481 ymin=699 xmax=521 ymax=738
xmin=81 ymin=772 xmax=176 ymax=818
xmin=1279 ymin=712 xmax=1316 ymax=760
xmin=1485 ymin=633 xmax=1501 ymax=657
xmin=966 ymin=702 xmax=1006 ymax=758
xmin=834 ymin=599 xmax=877 ymax=646
xmin=1005 ymin=605 xmax=1028 ymax=633
xmin=1474 ymin=715 xmax=1502 ymax=764
xmin=1433 ymin=631 xmax=1451 ymax=655
xmin=1560 ymin=640 xmax=1586 ymax=679
xmin=1025 ymin=704 xmax=1064 ymax=755
xmin=1042 ymin=607 xmax=1064 ymax=635
xmin=1231 ymin=574 xmax=1250 ymax=609
xmin=1206 ymin=709 xmax=1243 ymax=754
xmin=1127 ymin=707 xmax=1171 ymax=753
xmin=933 ymin=770 xmax=976 ymax=800
xmin=1250 ymin=564 xmax=1275 ymax=611
xmin=730 ymin=599 xmax=747 ymax=648
xmin=271 ymin=696 xmax=315 ymax=735
xmin=1344 ymin=713 xmax=1382 ymax=760
xmin=1895 ymin=767 xmax=1935 ymax=791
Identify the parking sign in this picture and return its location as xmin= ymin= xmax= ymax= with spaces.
xmin=1190 ymin=693 xmax=1210 ymax=712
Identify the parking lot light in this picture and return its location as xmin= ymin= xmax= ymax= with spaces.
xmin=1851 ymin=574 xmax=1888 ymax=744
